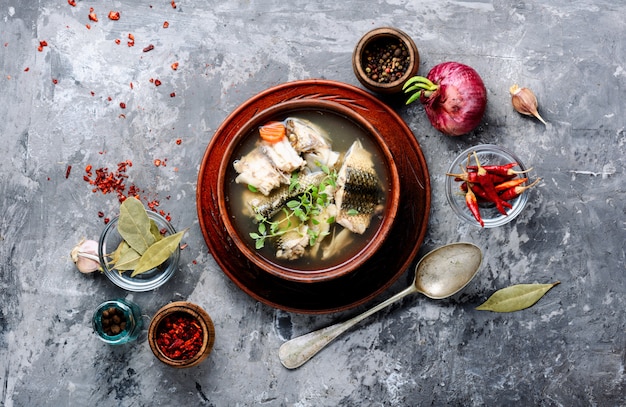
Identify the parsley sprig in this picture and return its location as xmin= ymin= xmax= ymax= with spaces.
xmin=250 ymin=165 xmax=338 ymax=250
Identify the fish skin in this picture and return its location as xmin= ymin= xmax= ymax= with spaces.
xmin=245 ymin=171 xmax=327 ymax=220
xmin=335 ymin=140 xmax=383 ymax=234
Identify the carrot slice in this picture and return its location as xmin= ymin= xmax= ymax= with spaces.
xmin=259 ymin=121 xmax=286 ymax=143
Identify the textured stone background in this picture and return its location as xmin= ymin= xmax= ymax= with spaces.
xmin=0 ymin=0 xmax=624 ymax=406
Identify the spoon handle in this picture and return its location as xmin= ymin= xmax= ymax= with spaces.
xmin=279 ymin=284 xmax=418 ymax=369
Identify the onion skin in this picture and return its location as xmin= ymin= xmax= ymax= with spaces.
xmin=418 ymin=62 xmax=487 ymax=136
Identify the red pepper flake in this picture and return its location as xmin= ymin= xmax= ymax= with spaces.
xmin=171 ymin=62 xmax=179 ymax=70
xmin=130 ymin=82 xmax=134 ymax=89
xmin=170 ymin=92 xmax=176 ymax=97
xmin=149 ymin=78 xmax=154 ymax=84
xmin=85 ymin=24 xmax=91 ymax=30
xmin=24 ymin=67 xmax=29 ymax=72
xmin=108 ymin=11 xmax=120 ymax=20
xmin=171 ymin=1 xmax=177 ymax=9
xmin=154 ymin=79 xmax=162 ymax=87
xmin=180 ymin=243 xmax=188 ymax=250
xmin=65 ymin=165 xmax=72 ymax=179
xmin=68 ymin=0 xmax=76 ymax=6
xmin=120 ymin=102 xmax=126 ymax=109
xmin=52 ymin=78 xmax=58 ymax=84
xmin=128 ymin=33 xmax=135 ymax=41
xmin=88 ymin=11 xmax=98 ymax=22
xmin=163 ymin=21 xmax=169 ymax=28
xmin=104 ymin=217 xmax=110 ymax=224
xmin=175 ymin=139 xmax=182 ymax=145
xmin=37 ymin=40 xmax=48 ymax=52
xmin=155 ymin=312 xmax=203 ymax=361
xmin=98 ymin=211 xmax=104 ymax=218
xmin=107 ymin=96 xmax=112 ymax=101
xmin=143 ymin=44 xmax=154 ymax=52
xmin=192 ymin=260 xmax=197 ymax=265
xmin=114 ymin=39 xmax=121 ymax=45
xmin=154 ymin=159 xmax=161 ymax=167
xmin=119 ymin=114 xmax=126 ymax=119
xmin=127 ymin=33 xmax=135 ymax=47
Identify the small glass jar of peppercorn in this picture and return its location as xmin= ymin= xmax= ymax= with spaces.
xmin=92 ymin=299 xmax=143 ymax=345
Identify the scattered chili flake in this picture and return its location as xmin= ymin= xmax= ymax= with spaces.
xmin=119 ymin=114 xmax=126 ymax=119
xmin=107 ymin=96 xmax=112 ymax=101
xmin=65 ymin=165 xmax=72 ymax=179
xmin=128 ymin=33 xmax=135 ymax=41
xmin=192 ymin=260 xmax=197 ymax=265
xmin=52 ymin=78 xmax=58 ymax=84
xmin=68 ymin=0 xmax=76 ymax=6
xmin=165 ymin=214 xmax=171 ymax=222
xmin=86 ymin=164 xmax=92 ymax=173
xmin=149 ymin=78 xmax=154 ymax=83
xmin=37 ymin=40 xmax=48 ymax=52
xmin=98 ymin=211 xmax=104 ymax=218
xmin=171 ymin=62 xmax=179 ymax=71
xmin=85 ymin=24 xmax=91 ymax=30
xmin=130 ymin=82 xmax=134 ymax=89
xmin=24 ymin=67 xmax=29 ymax=72
xmin=108 ymin=11 xmax=120 ymax=20
xmin=170 ymin=92 xmax=176 ymax=97
xmin=88 ymin=12 xmax=98 ymax=22
xmin=154 ymin=159 xmax=161 ymax=167
xmin=120 ymin=102 xmax=126 ymax=109
xmin=114 ymin=39 xmax=121 ymax=45
xmin=180 ymin=243 xmax=188 ymax=250
xmin=171 ymin=1 xmax=177 ymax=9
xmin=175 ymin=138 xmax=182 ymax=145
xmin=143 ymin=44 xmax=154 ymax=52
xmin=154 ymin=79 xmax=162 ymax=86
xmin=163 ymin=21 xmax=169 ymax=28
xmin=104 ymin=217 xmax=110 ymax=224
xmin=90 ymin=91 xmax=95 ymax=96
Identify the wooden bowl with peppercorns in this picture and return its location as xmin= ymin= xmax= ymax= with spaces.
xmin=148 ymin=301 xmax=215 ymax=368
xmin=352 ymin=27 xmax=420 ymax=94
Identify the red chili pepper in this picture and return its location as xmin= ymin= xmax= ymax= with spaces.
xmin=499 ymin=178 xmax=541 ymax=201
xmin=494 ymin=177 xmax=528 ymax=192
xmin=466 ymin=163 xmax=532 ymax=178
xmin=460 ymin=182 xmax=513 ymax=209
xmin=465 ymin=184 xmax=484 ymax=227
xmin=471 ymin=152 xmax=509 ymax=216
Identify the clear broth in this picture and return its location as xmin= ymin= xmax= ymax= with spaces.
xmin=225 ymin=109 xmax=390 ymax=271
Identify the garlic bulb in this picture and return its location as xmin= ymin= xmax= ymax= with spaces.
xmin=509 ymin=84 xmax=547 ymax=125
xmin=70 ymin=239 xmax=101 ymax=273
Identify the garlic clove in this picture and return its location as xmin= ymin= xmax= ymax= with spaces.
xmin=71 ymin=238 xmax=101 ymax=273
xmin=509 ymin=84 xmax=547 ymax=125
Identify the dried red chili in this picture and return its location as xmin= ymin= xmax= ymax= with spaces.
xmin=175 ymin=138 xmax=182 ymax=145
xmin=65 ymin=165 xmax=72 ymax=179
xmin=163 ymin=21 xmax=169 ymax=28
xmin=68 ymin=0 xmax=76 ymax=6
xmin=171 ymin=62 xmax=179 ymax=70
xmin=108 ymin=11 xmax=120 ymax=20
xmin=154 ymin=79 xmax=162 ymax=87
xmin=120 ymin=102 xmax=126 ymax=109
xmin=143 ymin=44 xmax=154 ymax=52
xmin=156 ymin=312 xmax=203 ymax=360
xmin=88 ymin=11 xmax=98 ymax=22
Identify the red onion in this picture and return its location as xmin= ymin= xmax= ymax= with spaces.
xmin=403 ymin=62 xmax=487 ymax=136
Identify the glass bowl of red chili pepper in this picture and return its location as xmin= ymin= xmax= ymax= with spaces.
xmin=148 ymin=301 xmax=215 ymax=368
xmin=445 ymin=144 xmax=539 ymax=228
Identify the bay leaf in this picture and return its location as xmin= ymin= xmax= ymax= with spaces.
xmin=476 ymin=281 xmax=560 ymax=312
xmin=150 ymin=219 xmax=164 ymax=242
xmin=130 ymin=229 xmax=187 ymax=277
xmin=111 ymin=241 xmax=142 ymax=272
xmin=117 ymin=197 xmax=155 ymax=255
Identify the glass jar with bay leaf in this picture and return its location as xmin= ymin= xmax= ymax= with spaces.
xmin=98 ymin=197 xmax=186 ymax=292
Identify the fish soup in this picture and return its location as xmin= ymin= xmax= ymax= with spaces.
xmin=225 ymin=108 xmax=391 ymax=272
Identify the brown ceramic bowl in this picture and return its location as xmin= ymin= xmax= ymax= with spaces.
xmin=353 ymin=27 xmax=419 ymax=94
xmin=148 ymin=301 xmax=215 ymax=368
xmin=217 ymin=99 xmax=401 ymax=284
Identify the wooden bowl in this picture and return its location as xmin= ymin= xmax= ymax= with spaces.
xmin=352 ymin=27 xmax=419 ymax=94
xmin=148 ymin=302 xmax=215 ymax=368
xmin=216 ymin=99 xmax=401 ymax=283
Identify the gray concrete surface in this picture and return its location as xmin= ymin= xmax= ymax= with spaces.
xmin=1 ymin=0 xmax=624 ymax=406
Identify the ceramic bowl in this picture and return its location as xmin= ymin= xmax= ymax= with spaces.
xmin=352 ymin=27 xmax=419 ymax=94
xmin=216 ymin=99 xmax=401 ymax=283
xmin=98 ymin=211 xmax=180 ymax=292
xmin=148 ymin=301 xmax=215 ymax=368
xmin=445 ymin=144 xmax=532 ymax=228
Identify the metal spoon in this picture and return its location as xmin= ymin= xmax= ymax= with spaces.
xmin=279 ymin=242 xmax=482 ymax=369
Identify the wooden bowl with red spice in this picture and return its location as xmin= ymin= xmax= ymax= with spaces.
xmin=148 ymin=301 xmax=215 ymax=368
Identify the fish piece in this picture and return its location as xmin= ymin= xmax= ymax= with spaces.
xmin=308 ymin=203 xmax=337 ymax=258
xmin=233 ymin=148 xmax=288 ymax=196
xmin=334 ymin=140 xmax=383 ymax=234
xmin=258 ymin=137 xmax=305 ymax=174
xmin=276 ymin=224 xmax=310 ymax=260
xmin=286 ymin=118 xmax=331 ymax=153
xmin=303 ymin=149 xmax=341 ymax=173
xmin=322 ymin=227 xmax=354 ymax=260
xmin=244 ymin=171 xmax=328 ymax=220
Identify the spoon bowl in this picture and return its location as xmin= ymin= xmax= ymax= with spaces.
xmin=279 ymin=242 xmax=482 ymax=369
